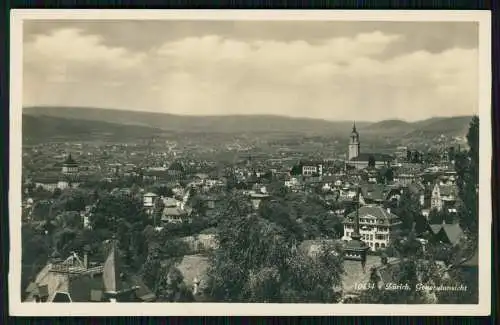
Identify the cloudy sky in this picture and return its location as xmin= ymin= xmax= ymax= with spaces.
xmin=23 ymin=20 xmax=479 ymax=121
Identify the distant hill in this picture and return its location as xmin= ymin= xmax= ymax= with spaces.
xmin=23 ymin=106 xmax=369 ymax=136
xmin=22 ymin=114 xmax=164 ymax=143
xmin=405 ymin=116 xmax=473 ymax=138
xmin=363 ymin=119 xmax=413 ymax=135
xmin=361 ymin=116 xmax=473 ymax=139
xmin=22 ymin=106 xmax=474 ymax=141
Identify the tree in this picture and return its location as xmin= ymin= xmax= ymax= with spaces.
xmin=455 ymin=116 xmax=479 ymax=236
xmin=53 ymin=188 xmax=89 ymax=213
xmin=155 ymin=185 xmax=174 ymax=198
xmin=368 ymin=155 xmax=376 ymax=168
xmin=384 ymin=168 xmax=394 ymax=183
xmin=89 ymin=194 xmax=148 ymax=272
xmin=205 ymin=194 xmax=344 ymax=303
xmin=392 ymin=191 xmax=428 ymax=236
xmin=141 ymin=244 xmax=162 ymax=290
xmin=21 ymin=224 xmax=51 ymax=297
xmin=52 ymin=188 xmax=62 ymax=199
xmin=156 ymin=266 xmax=195 ymax=302
xmin=290 ymin=164 xmax=302 ymax=176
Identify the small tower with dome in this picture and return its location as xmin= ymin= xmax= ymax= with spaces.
xmin=62 ymin=153 xmax=79 ymax=175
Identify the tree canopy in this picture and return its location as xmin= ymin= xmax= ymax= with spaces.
xmin=204 ymin=193 xmax=344 ymax=303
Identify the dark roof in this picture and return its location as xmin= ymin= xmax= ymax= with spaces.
xmin=143 ymin=170 xmax=169 ymax=177
xmin=350 ymin=153 xmax=394 ymax=162
xmin=52 ymin=292 xmax=72 ymax=302
xmin=32 ymin=175 xmax=60 ymax=184
xmin=68 ymin=274 xmax=106 ymax=302
xmin=430 ymin=223 xmax=464 ymax=245
xmin=63 ymin=154 xmax=78 ymax=166
xmin=345 ymin=238 xmax=368 ymax=249
xmin=344 ymin=205 xmax=401 ymax=226
xmin=438 ymin=184 xmax=459 ymax=197
xmin=129 ymin=275 xmax=156 ymax=302
xmin=407 ymin=182 xmax=425 ymax=195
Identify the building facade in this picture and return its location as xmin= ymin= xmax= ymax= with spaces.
xmin=343 ymin=205 xmax=402 ymax=251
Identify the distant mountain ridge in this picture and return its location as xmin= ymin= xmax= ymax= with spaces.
xmin=23 ymin=106 xmax=473 ymax=140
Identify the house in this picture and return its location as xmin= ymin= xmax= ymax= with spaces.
xmin=142 ymin=192 xmax=158 ymax=213
xmin=162 ymin=206 xmax=192 ymax=224
xmin=284 ymin=176 xmax=300 ymax=190
xmin=395 ymin=146 xmax=408 ymax=161
xmin=430 ymin=183 xmax=459 ymax=213
xmin=160 ymin=196 xmax=192 ymax=224
xmin=393 ymin=164 xmax=422 ymax=186
xmin=342 ymin=205 xmax=402 ymax=251
xmin=33 ymin=176 xmax=59 ymax=192
xmin=250 ymin=193 xmax=271 ymax=210
xmin=406 ymin=182 xmax=426 ymax=206
xmin=142 ymin=167 xmax=171 ymax=182
xmin=24 ymin=241 xmax=155 ymax=303
xmin=321 ymin=175 xmax=345 ymax=190
xmin=301 ymin=161 xmax=324 ymax=177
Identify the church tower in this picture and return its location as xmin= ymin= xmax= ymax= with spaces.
xmin=348 ymin=122 xmax=360 ymax=160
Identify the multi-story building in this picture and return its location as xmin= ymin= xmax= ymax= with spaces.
xmin=301 ymin=161 xmax=324 ymax=177
xmin=61 ymin=154 xmax=79 ymax=175
xmin=430 ymin=182 xmax=459 ymax=213
xmin=395 ymin=146 xmax=408 ymax=161
xmin=342 ymin=205 xmax=402 ymax=251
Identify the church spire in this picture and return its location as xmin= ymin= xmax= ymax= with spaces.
xmin=352 ymin=121 xmax=357 ymax=132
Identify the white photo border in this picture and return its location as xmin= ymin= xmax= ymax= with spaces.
xmin=9 ymin=9 xmax=492 ymax=316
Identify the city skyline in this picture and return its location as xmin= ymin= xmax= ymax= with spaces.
xmin=23 ymin=20 xmax=479 ymax=122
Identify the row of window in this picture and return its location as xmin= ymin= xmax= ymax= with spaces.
xmin=345 ymin=232 xmax=389 ymax=241
xmin=345 ymin=226 xmax=390 ymax=232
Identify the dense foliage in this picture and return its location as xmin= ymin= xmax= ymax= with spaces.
xmin=204 ymin=194 xmax=344 ymax=303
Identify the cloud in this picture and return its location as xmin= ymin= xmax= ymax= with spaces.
xmin=22 ymin=28 xmax=478 ymax=121
xmin=24 ymin=28 xmax=145 ymax=76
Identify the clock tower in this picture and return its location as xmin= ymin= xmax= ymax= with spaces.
xmin=348 ymin=122 xmax=360 ymax=160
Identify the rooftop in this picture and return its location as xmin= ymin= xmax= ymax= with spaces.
xmin=344 ymin=205 xmax=401 ymax=225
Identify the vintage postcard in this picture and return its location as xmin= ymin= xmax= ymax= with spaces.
xmin=9 ymin=10 xmax=491 ymax=316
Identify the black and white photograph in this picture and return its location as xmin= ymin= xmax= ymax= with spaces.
xmin=9 ymin=10 xmax=491 ymax=316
